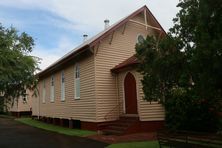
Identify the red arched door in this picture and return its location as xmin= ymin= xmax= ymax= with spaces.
xmin=124 ymin=72 xmax=138 ymax=114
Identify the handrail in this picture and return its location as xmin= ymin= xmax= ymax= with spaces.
xmin=104 ymin=101 xmax=123 ymax=121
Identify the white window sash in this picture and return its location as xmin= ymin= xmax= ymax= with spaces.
xmin=75 ymin=78 xmax=80 ymax=99
xmin=42 ymin=80 xmax=46 ymax=103
xmin=61 ymin=71 xmax=65 ymax=101
xmin=42 ymin=88 xmax=46 ymax=103
xmin=74 ymin=64 xmax=80 ymax=99
xmin=61 ymin=81 xmax=65 ymax=101
xmin=50 ymin=85 xmax=54 ymax=102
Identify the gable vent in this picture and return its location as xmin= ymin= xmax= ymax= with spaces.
xmin=83 ymin=34 xmax=88 ymax=42
xmin=104 ymin=19 xmax=110 ymax=29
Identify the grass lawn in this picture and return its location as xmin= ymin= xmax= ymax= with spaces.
xmin=16 ymin=118 xmax=96 ymax=137
xmin=106 ymin=141 xmax=160 ymax=148
xmin=0 ymin=114 xmax=14 ymax=119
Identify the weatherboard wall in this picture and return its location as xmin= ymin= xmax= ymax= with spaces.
xmin=8 ymin=90 xmax=32 ymax=112
xmin=33 ymin=55 xmax=97 ymax=122
xmin=94 ymin=13 xmax=158 ymax=122
xmin=32 ymin=11 xmax=165 ymax=123
xmin=117 ymin=70 xmax=165 ymax=121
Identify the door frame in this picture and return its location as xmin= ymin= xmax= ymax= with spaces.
xmin=122 ymin=71 xmax=139 ymax=114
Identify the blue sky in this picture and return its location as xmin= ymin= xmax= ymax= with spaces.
xmin=0 ymin=0 xmax=179 ymax=70
xmin=0 ymin=6 xmax=80 ymax=48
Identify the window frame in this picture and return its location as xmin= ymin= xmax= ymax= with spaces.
xmin=137 ymin=34 xmax=145 ymax=44
xmin=61 ymin=70 xmax=65 ymax=101
xmin=50 ymin=75 xmax=55 ymax=102
xmin=23 ymin=94 xmax=28 ymax=104
xmin=74 ymin=64 xmax=80 ymax=99
xmin=42 ymin=80 xmax=46 ymax=103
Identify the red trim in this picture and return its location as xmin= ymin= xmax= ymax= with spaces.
xmin=91 ymin=6 xmax=146 ymax=46
xmin=124 ymin=72 xmax=138 ymax=114
xmin=38 ymin=5 xmax=166 ymax=78
xmin=81 ymin=121 xmax=99 ymax=131
xmin=81 ymin=120 xmax=164 ymax=133
xmin=111 ymin=55 xmax=139 ymax=73
xmin=218 ymin=112 xmax=222 ymax=117
xmin=91 ymin=5 xmax=167 ymax=47
xmin=38 ymin=45 xmax=89 ymax=78
xmin=10 ymin=111 xmax=32 ymax=118
xmin=145 ymin=7 xmax=167 ymax=36
xmin=126 ymin=121 xmax=164 ymax=134
xmin=36 ymin=116 xmax=164 ymax=133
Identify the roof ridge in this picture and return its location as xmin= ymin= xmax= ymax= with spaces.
xmin=38 ymin=5 xmax=165 ymax=77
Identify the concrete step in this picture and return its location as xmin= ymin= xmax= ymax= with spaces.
xmin=108 ymin=125 xmax=128 ymax=131
xmin=100 ymin=116 xmax=139 ymax=135
xmin=102 ymin=129 xmax=124 ymax=135
xmin=119 ymin=116 xmax=139 ymax=121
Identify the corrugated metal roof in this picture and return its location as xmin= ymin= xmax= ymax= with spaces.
xmin=37 ymin=5 xmax=165 ymax=77
xmin=111 ymin=55 xmax=139 ymax=73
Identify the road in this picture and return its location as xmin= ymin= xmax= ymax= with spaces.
xmin=0 ymin=117 xmax=108 ymax=148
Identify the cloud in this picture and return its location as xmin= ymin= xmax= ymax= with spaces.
xmin=146 ymin=0 xmax=180 ymax=30
xmin=0 ymin=0 xmax=179 ymax=31
xmin=46 ymin=0 xmax=146 ymax=31
xmin=31 ymin=36 xmax=78 ymax=70
xmin=0 ymin=0 xmax=49 ymax=10
xmin=0 ymin=0 xmax=179 ymax=71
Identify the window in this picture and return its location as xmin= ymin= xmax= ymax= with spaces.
xmin=137 ymin=34 xmax=145 ymax=44
xmin=75 ymin=64 xmax=80 ymax=99
xmin=61 ymin=71 xmax=65 ymax=101
xmin=50 ymin=75 xmax=55 ymax=102
xmin=42 ymin=80 xmax=46 ymax=103
xmin=23 ymin=94 xmax=27 ymax=103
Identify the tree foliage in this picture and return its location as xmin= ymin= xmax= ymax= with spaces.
xmin=0 ymin=23 xmax=39 ymax=111
xmin=136 ymin=0 xmax=222 ymax=131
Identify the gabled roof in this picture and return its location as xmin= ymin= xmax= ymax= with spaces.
xmin=38 ymin=5 xmax=166 ymax=78
xmin=111 ymin=55 xmax=139 ymax=73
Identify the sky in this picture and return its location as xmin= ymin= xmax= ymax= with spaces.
xmin=0 ymin=0 xmax=179 ymax=70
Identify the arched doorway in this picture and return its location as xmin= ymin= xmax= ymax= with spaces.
xmin=124 ymin=72 xmax=138 ymax=114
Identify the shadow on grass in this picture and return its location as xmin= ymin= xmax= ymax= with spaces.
xmin=106 ymin=141 xmax=160 ymax=148
xmin=16 ymin=118 xmax=96 ymax=137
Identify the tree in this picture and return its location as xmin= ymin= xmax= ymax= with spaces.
xmin=136 ymin=0 xmax=222 ymax=131
xmin=0 ymin=23 xmax=39 ymax=112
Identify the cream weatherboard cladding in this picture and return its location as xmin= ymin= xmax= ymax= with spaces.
xmin=74 ymin=64 xmax=80 ymax=99
xmin=117 ymin=70 xmax=165 ymax=121
xmin=8 ymin=90 xmax=32 ymax=113
xmin=32 ymin=8 xmax=166 ymax=123
xmin=33 ymin=55 xmax=97 ymax=122
xmin=61 ymin=70 xmax=65 ymax=101
xmin=42 ymin=80 xmax=46 ymax=103
xmin=32 ymin=90 xmax=39 ymax=116
xmin=94 ymin=13 xmax=160 ymax=122
xmin=50 ymin=75 xmax=55 ymax=102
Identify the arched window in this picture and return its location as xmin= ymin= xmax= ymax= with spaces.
xmin=137 ymin=35 xmax=145 ymax=44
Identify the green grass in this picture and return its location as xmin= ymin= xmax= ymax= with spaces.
xmin=0 ymin=114 xmax=14 ymax=119
xmin=16 ymin=118 xmax=96 ymax=137
xmin=106 ymin=141 xmax=160 ymax=148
